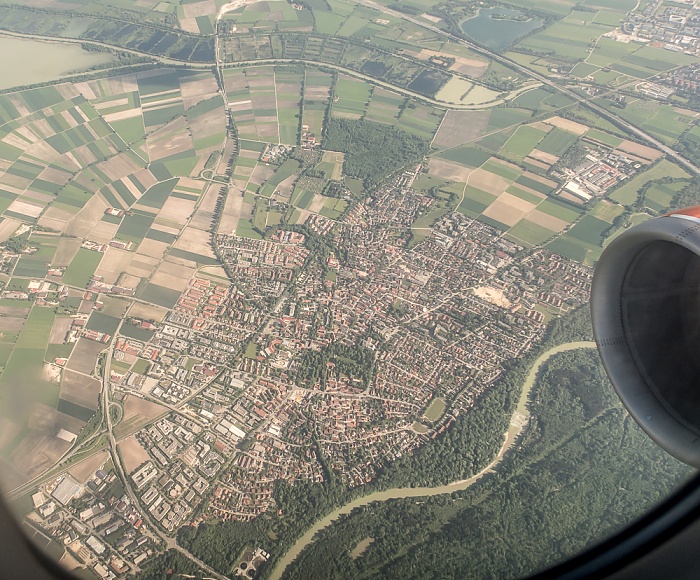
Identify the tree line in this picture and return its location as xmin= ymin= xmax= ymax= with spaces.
xmin=282 ymin=328 xmax=689 ymax=579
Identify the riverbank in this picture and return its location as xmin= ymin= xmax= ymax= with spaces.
xmin=268 ymin=340 xmax=596 ymax=579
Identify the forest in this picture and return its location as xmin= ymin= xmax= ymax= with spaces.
xmin=164 ymin=307 xmax=613 ymax=578
xmin=131 ymin=550 xmax=206 ymax=580
xmin=670 ymin=176 xmax=700 ymax=211
xmin=323 ymin=118 xmax=428 ymax=189
xmin=176 ymin=519 xmax=272 ymax=576
xmin=282 ymin=346 xmax=690 ymax=579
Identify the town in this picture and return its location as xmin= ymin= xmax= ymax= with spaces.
xmin=15 ymin=162 xmax=593 ymax=577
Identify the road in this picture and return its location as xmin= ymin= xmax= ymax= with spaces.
xmin=268 ymin=341 xmax=596 ymax=579
xmin=353 ymin=0 xmax=700 ymax=176
xmin=101 ymin=322 xmax=228 ymax=580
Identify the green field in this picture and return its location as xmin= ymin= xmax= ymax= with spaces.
xmin=566 ymin=215 xmax=609 ymax=246
xmin=591 ymin=200 xmax=624 ymax=223
xmin=644 ymin=181 xmax=688 ymax=214
xmin=137 ymin=178 xmax=178 ymax=209
xmin=0 ymin=307 xmax=58 ymax=441
xmin=423 ymin=397 xmax=446 ymax=422
xmin=538 ymin=198 xmax=583 ymax=221
xmin=501 ymin=126 xmax=547 ymax=159
xmin=139 ymin=283 xmax=182 ymax=308
xmin=120 ymin=325 xmax=156 ymax=342
xmin=86 ymin=312 xmax=121 ymax=336
xmin=585 ymin=128 xmax=623 ymax=148
xmin=609 ymin=160 xmax=690 ymax=206
xmin=486 ymin=108 xmax=532 ymax=132
xmin=259 ymin=159 xmax=301 ymax=196
xmin=437 ymin=147 xmax=491 ymax=168
xmin=506 ymin=220 xmax=555 ymax=246
xmin=537 ymin=128 xmax=579 ymax=156
xmin=482 ymin=159 xmax=522 ymax=182
xmin=546 ymin=235 xmax=589 ymax=263
xmin=518 ymin=20 xmax=614 ymax=61
xmin=457 ymin=186 xmax=497 ymax=217
xmin=606 ymin=100 xmax=696 ymax=146
xmin=115 ymin=213 xmax=155 ymax=244
xmin=62 ymin=249 xmax=103 ymax=288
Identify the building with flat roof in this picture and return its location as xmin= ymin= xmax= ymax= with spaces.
xmin=51 ymin=475 xmax=81 ymax=505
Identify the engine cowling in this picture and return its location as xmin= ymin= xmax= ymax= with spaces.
xmin=591 ymin=207 xmax=700 ymax=468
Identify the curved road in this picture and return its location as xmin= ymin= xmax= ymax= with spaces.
xmin=353 ymin=0 xmax=700 ymax=176
xmin=268 ymin=341 xmax=596 ymax=580
xmin=102 ymin=324 xmax=228 ymax=580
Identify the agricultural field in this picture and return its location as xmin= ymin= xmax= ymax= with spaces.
xmin=609 ymin=160 xmax=691 ymax=206
xmin=302 ymin=69 xmax=334 ymax=143
xmin=220 ymin=1 xmax=312 ymax=34
xmin=0 ymin=3 xmax=214 ymax=62
xmin=395 ymin=102 xmax=445 ymax=141
xmin=421 ymin=139 xmax=580 ymax=249
xmin=517 ymin=19 xmax=614 ymax=62
xmin=317 ymin=152 xmax=345 ymax=181
xmin=0 ymin=67 xmax=231 ymax=475
xmin=230 ymin=140 xmax=267 ymax=192
xmin=365 ymin=88 xmax=406 ymax=125
xmin=291 ymin=188 xmax=348 ymax=220
xmin=0 ymin=305 xmax=72 ymax=485
xmin=331 ymin=76 xmax=372 ymax=120
xmin=510 ymin=5 xmax=695 ymax=89
xmin=225 ymin=67 xmax=287 ymax=144
xmin=218 ymin=12 xmax=521 ymax=104
xmin=597 ymin=98 xmax=699 ymax=147
xmin=545 ymin=214 xmax=611 ymax=265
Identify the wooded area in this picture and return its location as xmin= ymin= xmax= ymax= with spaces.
xmin=323 ymin=118 xmax=428 ymax=189
xmin=282 ymin=344 xmax=690 ymax=579
xmin=162 ymin=308 xmax=622 ymax=578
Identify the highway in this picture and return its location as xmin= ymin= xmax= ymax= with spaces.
xmin=2 ymin=4 xmax=697 ymax=576
xmin=354 ymin=0 xmax=700 ymax=176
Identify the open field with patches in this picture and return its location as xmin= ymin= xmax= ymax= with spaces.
xmin=221 ymin=30 xmax=470 ymax=102
xmin=423 ymin=398 xmax=446 ymax=422
xmin=302 ymin=70 xmax=333 ymax=139
xmin=118 ymin=436 xmax=151 ymax=474
xmin=0 ymin=0 xmax=692 ymax=532
xmin=1 ymin=70 xmax=221 ymax=238
xmin=220 ymin=0 xmax=311 ymax=34
xmin=0 ymin=63 xmax=230 ymax=483
xmin=424 ymin=138 xmax=581 ymax=249
xmin=224 ymin=66 xmax=304 ymax=145
xmin=598 ymin=98 xmax=698 ymax=147
xmin=609 ymin=160 xmax=690 ymax=206
xmin=332 ymin=75 xmax=372 ymax=120
xmin=114 ymin=395 xmax=168 ymax=439
xmin=0 ymin=306 xmax=79 ymax=482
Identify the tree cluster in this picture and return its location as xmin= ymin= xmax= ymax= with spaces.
xmin=177 ymin=519 xmax=271 ymax=576
xmin=283 ymin=335 xmax=689 ymax=580
xmin=323 ymin=118 xmax=428 ymax=190
xmin=129 ymin=549 xmax=206 ymax=580
xmin=294 ymin=342 xmax=376 ymax=389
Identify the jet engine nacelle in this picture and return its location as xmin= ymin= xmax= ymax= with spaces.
xmin=592 ymin=207 xmax=700 ymax=468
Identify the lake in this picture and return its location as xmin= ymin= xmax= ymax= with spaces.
xmin=0 ymin=36 xmax=115 ymax=91
xmin=461 ymin=7 xmax=543 ymax=51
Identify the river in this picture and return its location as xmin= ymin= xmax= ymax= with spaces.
xmin=269 ymin=340 xmax=596 ymax=579
xmin=0 ymin=35 xmax=115 ymax=91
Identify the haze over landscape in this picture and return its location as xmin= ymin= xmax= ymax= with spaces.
xmin=0 ymin=0 xmax=696 ymax=578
